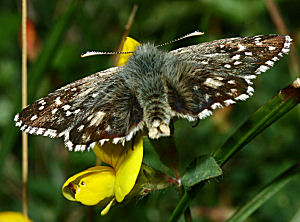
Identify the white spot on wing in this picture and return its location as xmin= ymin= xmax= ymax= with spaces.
xmin=65 ymin=141 xmax=73 ymax=151
xmin=224 ymin=64 xmax=231 ymax=69
xmin=198 ymin=109 xmax=212 ymax=119
xmin=224 ymin=99 xmax=236 ymax=106
xmin=29 ymin=127 xmax=37 ymax=134
xmin=20 ymin=124 xmax=27 ymax=131
xmin=235 ymin=94 xmax=249 ymax=101
xmin=38 ymin=100 xmax=46 ymax=105
xmin=44 ymin=129 xmax=57 ymax=138
xmin=215 ymin=77 xmax=224 ymax=81
xmin=74 ymin=109 xmax=80 ymax=114
xmin=100 ymin=139 xmax=110 ymax=146
xmin=66 ymin=111 xmax=72 ymax=116
xmin=77 ymin=125 xmax=85 ymax=132
xmin=266 ymin=60 xmax=274 ymax=67
xmin=52 ymin=108 xmax=58 ymax=114
xmin=211 ymin=102 xmax=223 ymax=110
xmin=237 ymin=44 xmax=246 ymax=52
xmin=36 ymin=128 xmax=45 ymax=135
xmin=55 ymin=97 xmax=62 ymax=105
xmin=230 ymin=88 xmax=238 ymax=94
xmin=25 ymin=126 xmax=32 ymax=133
xmin=247 ymin=86 xmax=254 ymax=95
xmin=244 ymin=51 xmax=252 ymax=56
xmin=74 ymin=145 xmax=86 ymax=152
xmin=39 ymin=106 xmax=44 ymax=110
xmin=30 ymin=115 xmax=37 ymax=121
xmin=62 ymin=104 xmax=71 ymax=110
xmin=268 ymin=46 xmax=276 ymax=51
xmin=256 ymin=65 xmax=269 ymax=74
xmin=14 ymin=114 xmax=19 ymax=122
xmin=16 ymin=121 xmax=22 ymax=127
xmin=282 ymin=48 xmax=290 ymax=53
xmin=203 ymin=78 xmax=224 ymax=89
xmin=89 ymin=111 xmax=106 ymax=126
xmin=234 ymin=61 xmax=242 ymax=65
xmin=232 ymin=54 xmax=241 ymax=60
xmin=92 ymin=93 xmax=98 ymax=98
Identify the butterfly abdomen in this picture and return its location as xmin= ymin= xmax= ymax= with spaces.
xmin=141 ymin=92 xmax=172 ymax=139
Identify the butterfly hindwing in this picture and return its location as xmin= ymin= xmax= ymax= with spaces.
xmin=167 ymin=34 xmax=291 ymax=120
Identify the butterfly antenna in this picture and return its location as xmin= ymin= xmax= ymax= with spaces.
xmin=156 ymin=30 xmax=204 ymax=48
xmin=81 ymin=50 xmax=134 ymax=58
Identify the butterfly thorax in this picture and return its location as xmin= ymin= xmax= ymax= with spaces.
xmin=122 ymin=44 xmax=179 ymax=139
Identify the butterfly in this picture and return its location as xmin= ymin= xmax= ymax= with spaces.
xmin=14 ymin=32 xmax=292 ymax=151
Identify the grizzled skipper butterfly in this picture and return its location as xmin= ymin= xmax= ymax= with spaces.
xmin=14 ymin=31 xmax=292 ymax=151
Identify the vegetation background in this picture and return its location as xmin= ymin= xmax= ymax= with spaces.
xmin=0 ymin=0 xmax=299 ymax=221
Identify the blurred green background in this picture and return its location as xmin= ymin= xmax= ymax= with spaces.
xmin=0 ymin=0 xmax=299 ymax=221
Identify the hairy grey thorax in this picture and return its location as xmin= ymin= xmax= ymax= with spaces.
xmin=122 ymin=44 xmax=176 ymax=139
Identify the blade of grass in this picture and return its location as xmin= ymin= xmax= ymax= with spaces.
xmin=169 ymin=78 xmax=300 ymax=222
xmin=227 ymin=161 xmax=300 ymax=222
xmin=290 ymin=205 xmax=300 ymax=222
xmin=21 ymin=0 xmax=28 ymax=217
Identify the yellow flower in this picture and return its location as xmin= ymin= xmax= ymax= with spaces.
xmin=0 ymin=212 xmax=32 ymax=222
xmin=117 ymin=37 xmax=140 ymax=66
xmin=62 ymin=133 xmax=143 ymax=215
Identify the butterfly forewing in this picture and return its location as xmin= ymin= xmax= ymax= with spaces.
xmin=15 ymin=66 xmax=144 ymax=151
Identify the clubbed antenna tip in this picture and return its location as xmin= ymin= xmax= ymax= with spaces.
xmin=81 ymin=50 xmax=134 ymax=58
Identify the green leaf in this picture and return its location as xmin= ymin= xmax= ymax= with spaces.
xmin=227 ymin=162 xmax=300 ymax=222
xmin=182 ymin=155 xmax=222 ymax=188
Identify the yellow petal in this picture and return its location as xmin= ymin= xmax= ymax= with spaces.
xmin=93 ymin=143 xmax=124 ymax=168
xmin=114 ymin=133 xmax=143 ymax=202
xmin=100 ymin=198 xmax=115 ymax=216
xmin=62 ymin=166 xmax=115 ymax=206
xmin=0 ymin=212 xmax=32 ymax=222
xmin=117 ymin=37 xmax=140 ymax=66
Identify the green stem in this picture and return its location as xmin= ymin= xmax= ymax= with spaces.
xmin=169 ymin=183 xmax=204 ymax=222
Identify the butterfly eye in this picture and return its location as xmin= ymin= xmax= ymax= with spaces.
xmin=80 ymin=181 xmax=86 ymax=186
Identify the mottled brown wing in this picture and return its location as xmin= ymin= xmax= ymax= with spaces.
xmin=166 ymin=35 xmax=291 ymax=120
xmin=14 ymin=66 xmax=144 ymax=151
